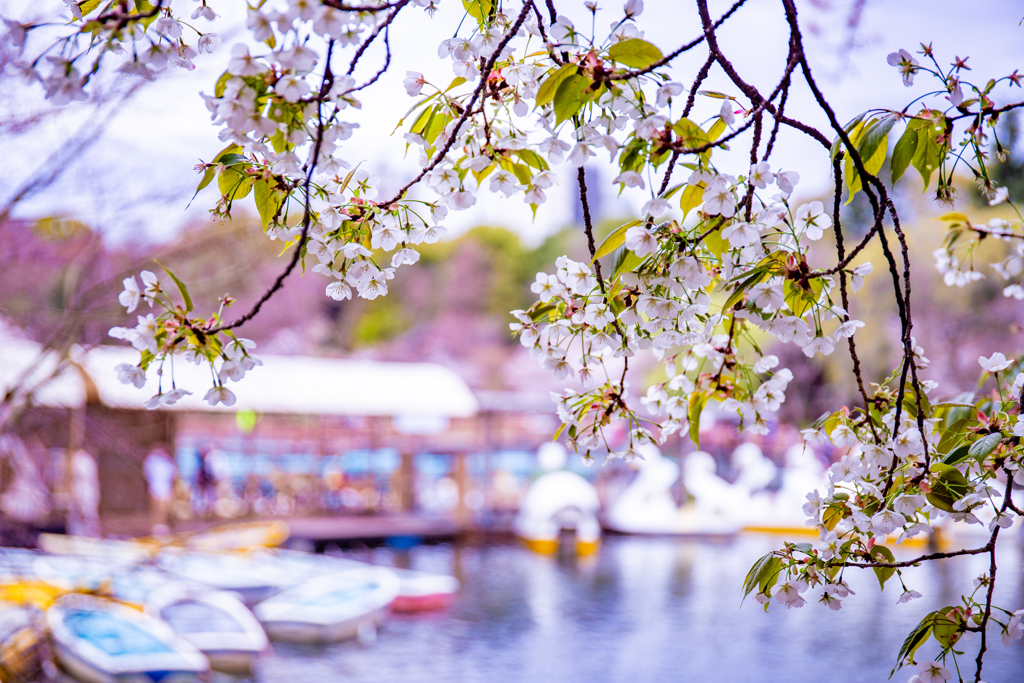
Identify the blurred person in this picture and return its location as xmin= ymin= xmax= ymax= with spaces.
xmin=143 ymin=443 xmax=176 ymax=535
xmin=0 ymin=435 xmax=52 ymax=534
xmin=67 ymin=449 xmax=100 ymax=537
xmin=194 ymin=445 xmax=218 ymax=518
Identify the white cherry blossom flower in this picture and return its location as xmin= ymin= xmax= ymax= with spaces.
xmin=204 ymin=386 xmax=237 ymax=407
xmin=115 ymin=363 xmax=146 ymax=388
xmin=978 ymin=352 xmax=1012 ymax=373
xmin=719 ymin=99 xmax=736 ymax=127
xmin=656 ymin=82 xmax=683 ymax=107
xmin=774 ymin=580 xmax=807 ymax=609
xmin=326 ymin=281 xmax=352 ymax=301
xmin=613 ymin=171 xmax=645 ymax=189
xmin=228 ymin=44 xmax=263 ymax=77
xmin=721 ymin=221 xmax=759 ymax=248
xmin=776 ymin=169 xmax=800 ymax=195
xmin=748 ymin=162 xmax=774 ymax=189
xmin=989 ymin=186 xmax=1009 ymax=206
xmin=887 ymin=49 xmax=920 ymax=87
xmin=795 ymin=201 xmax=832 ymax=240
xmin=914 ymin=661 xmax=950 ymax=683
xmin=392 ymin=248 xmax=420 ymax=267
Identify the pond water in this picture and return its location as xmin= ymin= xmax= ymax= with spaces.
xmin=259 ymin=535 xmax=1024 ymax=683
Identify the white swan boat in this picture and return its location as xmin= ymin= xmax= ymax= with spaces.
xmin=47 ymin=594 xmax=209 ymax=683
xmin=253 ymin=566 xmax=399 ymax=643
xmin=145 ymin=583 xmax=269 ymax=676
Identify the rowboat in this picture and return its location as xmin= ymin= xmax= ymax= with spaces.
xmin=145 ymin=583 xmax=268 ymax=676
xmin=253 ymin=566 xmax=399 ymax=643
xmin=0 ymin=602 xmax=43 ymax=683
xmin=156 ymin=551 xmax=295 ymax=607
xmin=266 ymin=550 xmax=459 ymax=612
xmin=47 ymin=594 xmax=209 ymax=683
xmin=389 ymin=569 xmax=459 ymax=613
xmin=38 ymin=521 xmax=290 ymax=561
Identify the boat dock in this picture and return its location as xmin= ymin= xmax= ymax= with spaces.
xmin=98 ymin=514 xmax=468 ymax=551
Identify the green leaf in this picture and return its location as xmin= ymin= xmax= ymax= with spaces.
xmin=195 ymin=144 xmax=242 ymax=195
xmin=462 ymin=0 xmax=494 ymax=28
xmin=891 ymin=125 xmax=918 ymax=185
xmin=505 ymin=162 xmax=532 ymax=187
xmin=968 ymin=431 xmax=1002 ymax=459
xmin=254 ymin=180 xmax=286 ymax=229
xmin=618 ymin=137 xmax=649 ymax=173
xmin=672 ymin=118 xmax=711 ymax=149
xmin=926 ymin=464 xmax=973 ymax=512
xmin=783 ymin=278 xmax=824 ymax=317
xmin=512 ymin=149 xmax=550 ymax=171
xmin=218 ymin=166 xmax=253 ymax=201
xmin=723 ymin=267 xmax=769 ymax=311
xmin=857 ymin=114 xmax=897 ymax=165
xmin=610 ymin=245 xmax=644 ymax=277
xmin=911 ymin=117 xmax=944 ymax=191
xmin=553 ymin=74 xmax=591 ymax=124
xmin=214 ymin=71 xmax=232 ymax=98
xmin=679 ymin=184 xmax=705 ymax=216
xmin=607 ymin=38 xmax=664 ymax=69
xmin=706 ymin=118 xmax=727 ymax=142
xmin=741 ymin=553 xmax=782 ymax=604
xmin=688 ymin=391 xmax=710 ymax=447
xmin=941 ymin=443 xmax=972 ymax=466
xmin=594 ymin=220 xmax=641 ymax=262
xmin=895 ymin=612 xmax=937 ymax=668
xmin=423 ymin=109 xmax=452 ymax=145
xmin=844 ymin=118 xmax=888 ymax=203
xmin=536 ymin=64 xmax=578 ymax=108
xmin=931 ymin=607 xmax=962 ymax=649
xmin=444 ymin=76 xmax=467 ymax=93
xmin=831 ymin=112 xmax=867 ymax=159
xmin=528 ymin=302 xmax=558 ymax=323
xmin=409 ymin=104 xmax=436 ymax=136
xmin=78 ymin=0 xmax=101 ymax=16
xmin=153 ymin=259 xmax=193 ymax=312
xmin=822 ymin=503 xmax=845 ymax=531
xmin=869 ymin=545 xmax=895 ymax=590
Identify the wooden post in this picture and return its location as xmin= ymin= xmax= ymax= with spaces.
xmin=453 ymin=451 xmax=469 ymax=530
xmin=398 ymin=451 xmax=415 ymax=512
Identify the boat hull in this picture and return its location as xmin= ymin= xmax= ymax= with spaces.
xmin=259 ymin=605 xmax=389 ymax=644
xmin=47 ymin=595 xmax=209 ymax=683
xmin=254 ymin=568 xmax=399 ymax=644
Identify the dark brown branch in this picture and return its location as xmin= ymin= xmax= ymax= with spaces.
xmin=682 ymin=53 xmax=715 ymax=119
xmin=345 ymin=27 xmax=392 ymax=94
xmin=346 ymin=0 xmax=408 ymax=76
xmin=206 ymin=40 xmax=337 ymax=335
xmin=379 ymin=1 xmax=532 ymax=208
xmin=832 ymin=153 xmax=879 ymax=442
xmin=844 ymin=544 xmax=992 ymax=569
xmin=321 ymin=0 xmax=406 ymax=11
xmin=695 ymin=0 xmax=831 ymax=149
xmin=602 ymin=0 xmax=748 ymax=82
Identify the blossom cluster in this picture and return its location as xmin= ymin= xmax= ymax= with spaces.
xmin=110 ymin=270 xmax=262 ymax=408
xmin=512 ymin=161 xmax=871 ymax=463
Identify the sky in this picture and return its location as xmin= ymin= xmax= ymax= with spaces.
xmin=3 ymin=0 xmax=1024 ymax=246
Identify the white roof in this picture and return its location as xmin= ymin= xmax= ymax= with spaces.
xmin=0 ymin=337 xmax=82 ymax=409
xmin=1 ymin=340 xmax=478 ymax=418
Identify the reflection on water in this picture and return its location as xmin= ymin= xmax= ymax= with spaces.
xmin=259 ymin=535 xmax=1024 ymax=683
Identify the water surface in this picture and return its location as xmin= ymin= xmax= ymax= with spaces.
xmin=259 ymin=535 xmax=1024 ymax=683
